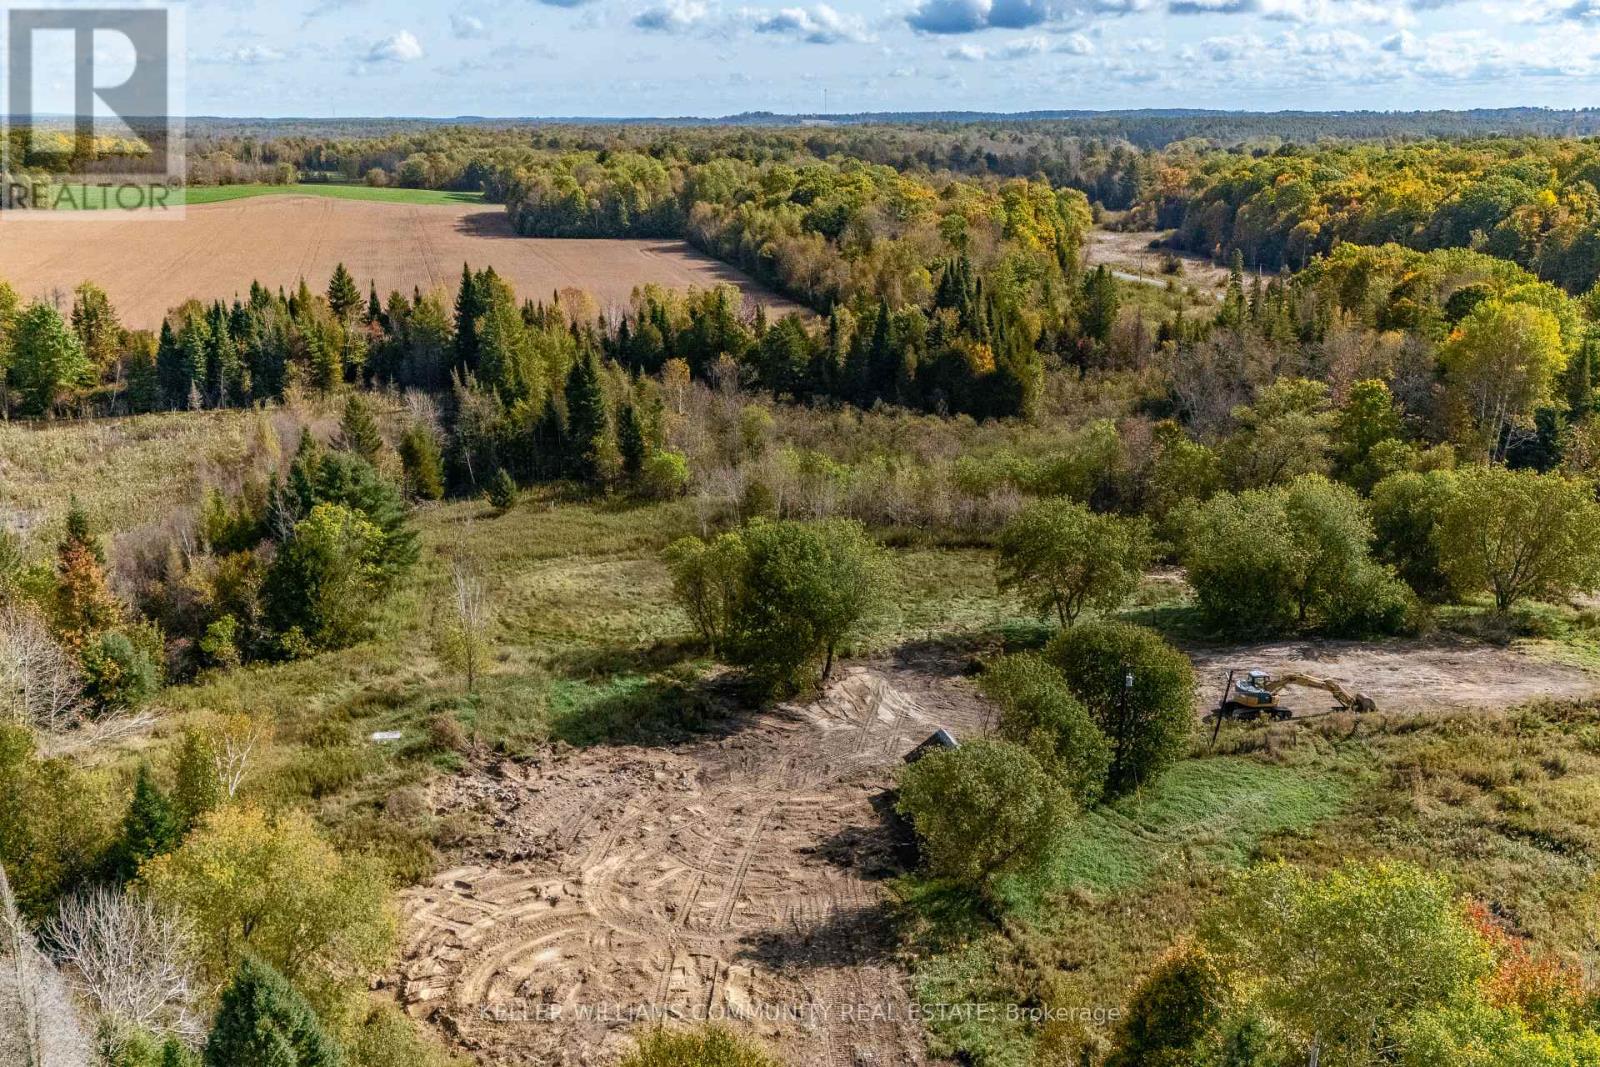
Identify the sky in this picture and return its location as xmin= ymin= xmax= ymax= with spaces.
xmin=164 ymin=0 xmax=1600 ymax=117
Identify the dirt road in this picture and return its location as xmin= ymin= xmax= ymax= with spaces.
xmin=398 ymin=655 xmax=990 ymax=1066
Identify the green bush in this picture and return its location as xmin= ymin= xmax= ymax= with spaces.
xmin=1182 ymin=474 xmax=1413 ymax=637
xmin=996 ymin=498 xmax=1151 ymax=627
xmin=897 ymin=738 xmax=1071 ymax=895
xmin=979 ymin=654 xmax=1112 ymax=807
xmin=1106 ymin=943 xmax=1229 ymax=1067
xmin=398 ymin=424 xmax=445 ymax=502
xmin=664 ymin=532 xmax=747 ymax=654
xmin=618 ymin=1026 xmax=781 ymax=1067
xmin=641 ymin=450 xmax=691 ymax=500
xmin=725 ymin=519 xmax=888 ymax=691
xmin=485 ymin=468 xmax=518 ymax=512
xmin=204 ymin=957 xmax=342 ymax=1067
xmin=1371 ymin=470 xmax=1460 ymax=602
xmin=1044 ymin=621 xmax=1195 ymax=797
xmin=261 ymin=503 xmax=387 ymax=652
xmin=80 ymin=626 xmax=164 ymax=710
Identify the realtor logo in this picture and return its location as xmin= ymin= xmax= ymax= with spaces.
xmin=2 ymin=1 xmax=185 ymax=218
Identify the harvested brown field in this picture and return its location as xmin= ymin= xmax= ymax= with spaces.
xmin=0 ymin=195 xmax=801 ymax=329
xmin=397 ymin=654 xmax=992 ymax=1067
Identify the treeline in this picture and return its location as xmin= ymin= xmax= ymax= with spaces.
xmin=1153 ymin=137 xmax=1600 ymax=293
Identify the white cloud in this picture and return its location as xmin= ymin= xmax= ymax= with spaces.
xmin=633 ymin=0 xmax=711 ymax=32
xmin=748 ymin=4 xmax=872 ymax=43
xmin=365 ymin=29 xmax=424 ymax=62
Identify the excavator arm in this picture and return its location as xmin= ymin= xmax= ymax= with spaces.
xmin=1265 ymin=673 xmax=1378 ymax=714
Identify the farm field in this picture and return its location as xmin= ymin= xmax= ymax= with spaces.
xmin=23 ymin=181 xmax=485 ymax=210
xmin=0 ymin=195 xmax=802 ymax=329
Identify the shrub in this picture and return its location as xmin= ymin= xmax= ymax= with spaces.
xmin=80 ymin=627 xmax=163 ymax=711
xmin=640 ymin=450 xmax=691 ymax=500
xmin=664 ymin=533 xmax=747 ymax=654
xmin=726 ymin=519 xmax=888 ymax=690
xmin=618 ymin=1026 xmax=781 ymax=1067
xmin=1106 ymin=942 xmax=1230 ymax=1067
xmin=996 ymin=498 xmax=1151 ymax=627
xmin=1202 ymin=861 xmax=1492 ymax=1065
xmin=139 ymin=805 xmax=395 ymax=1008
xmin=398 ymin=424 xmax=445 ymax=502
xmin=1371 ymin=470 xmax=1460 ymax=602
xmin=979 ymin=654 xmax=1112 ymax=807
xmin=261 ymin=503 xmax=387 ymax=652
xmin=204 ymin=957 xmax=342 ymax=1067
xmin=485 ymin=468 xmax=518 ymax=512
xmin=1182 ymin=474 xmax=1412 ymax=637
xmin=896 ymin=738 xmax=1070 ymax=895
xmin=1045 ymin=621 xmax=1195 ymax=797
xmin=425 ymin=712 xmax=466 ymax=754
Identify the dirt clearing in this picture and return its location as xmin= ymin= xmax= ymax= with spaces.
xmin=398 ymin=654 xmax=991 ymax=1066
xmin=1085 ymin=228 xmax=1231 ymax=299
xmin=1188 ymin=637 xmax=1600 ymax=717
xmin=0 ymin=196 xmax=801 ymax=329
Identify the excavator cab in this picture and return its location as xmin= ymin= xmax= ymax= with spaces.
xmin=1217 ymin=670 xmax=1293 ymax=722
xmin=1232 ymin=671 xmax=1276 ymax=709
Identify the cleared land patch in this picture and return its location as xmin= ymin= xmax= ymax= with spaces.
xmin=1188 ymin=636 xmax=1600 ymax=716
xmin=398 ymin=657 xmax=992 ymax=1067
xmin=0 ymin=195 xmax=802 ymax=329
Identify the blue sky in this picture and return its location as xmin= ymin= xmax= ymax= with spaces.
xmin=178 ymin=0 xmax=1600 ymax=117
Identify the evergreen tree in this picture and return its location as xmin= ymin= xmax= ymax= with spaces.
xmin=617 ymin=402 xmax=646 ymax=480
xmin=563 ymin=354 xmax=609 ymax=484
xmin=10 ymin=301 xmax=93 ymax=416
xmin=365 ymin=283 xmax=383 ymax=328
xmin=109 ymin=764 xmax=180 ymax=882
xmin=125 ymin=335 xmax=160 ymax=414
xmin=453 ymin=264 xmax=486 ymax=373
xmin=204 ymin=957 xmax=342 ymax=1067
xmin=338 ymin=394 xmax=384 ymax=463
xmin=398 ymin=424 xmax=445 ymax=501
xmin=1078 ymin=265 xmax=1120 ymax=347
xmin=865 ymin=300 xmax=896 ymax=405
xmin=326 ymin=263 xmax=361 ymax=323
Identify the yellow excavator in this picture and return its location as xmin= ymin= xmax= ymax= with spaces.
xmin=1209 ymin=669 xmax=1378 ymax=725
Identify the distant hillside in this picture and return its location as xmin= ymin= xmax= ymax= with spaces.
xmin=183 ymin=107 xmax=1600 ymax=147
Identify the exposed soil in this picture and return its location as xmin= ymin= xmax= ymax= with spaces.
xmin=0 ymin=196 xmax=801 ymax=329
xmin=1084 ymin=228 xmax=1231 ymax=299
xmin=397 ymin=652 xmax=992 ymax=1066
xmin=1188 ymin=637 xmax=1600 ymax=717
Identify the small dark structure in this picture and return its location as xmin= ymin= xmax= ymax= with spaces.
xmin=903 ymin=729 xmax=959 ymax=764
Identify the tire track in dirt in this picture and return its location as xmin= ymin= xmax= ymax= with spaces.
xmin=398 ymin=661 xmax=991 ymax=1066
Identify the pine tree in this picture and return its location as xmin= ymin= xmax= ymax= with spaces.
xmin=563 ymin=355 xmax=608 ymax=484
xmin=453 ymin=264 xmax=486 ymax=373
xmin=486 ymin=468 xmax=518 ymax=512
xmin=398 ymin=424 xmax=445 ymax=501
xmin=125 ymin=337 xmax=160 ymax=414
xmin=204 ymin=957 xmax=342 ymax=1067
xmin=56 ymin=498 xmax=123 ymax=642
xmin=366 ymin=283 xmax=383 ymax=328
xmin=326 ymin=264 xmax=361 ymax=323
xmin=109 ymin=764 xmax=180 ymax=882
xmin=865 ymin=300 xmax=896 ymax=406
xmin=338 ymin=394 xmax=383 ymax=462
xmin=617 ymin=403 xmax=646 ymax=480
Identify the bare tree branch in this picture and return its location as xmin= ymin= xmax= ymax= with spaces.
xmin=44 ymin=887 xmax=202 ymax=1043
